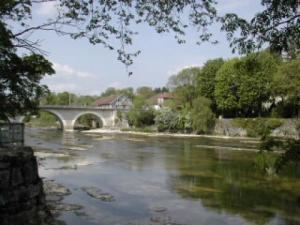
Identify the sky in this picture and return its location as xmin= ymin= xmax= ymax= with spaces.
xmin=28 ymin=0 xmax=262 ymax=96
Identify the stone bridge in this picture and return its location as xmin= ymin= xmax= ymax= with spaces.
xmin=15 ymin=105 xmax=125 ymax=131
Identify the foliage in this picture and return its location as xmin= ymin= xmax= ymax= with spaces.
xmin=255 ymin=151 xmax=277 ymax=176
xmin=191 ymin=97 xmax=215 ymax=134
xmin=260 ymin=135 xmax=300 ymax=173
xmin=272 ymin=59 xmax=300 ymax=117
xmin=167 ymin=67 xmax=200 ymax=108
xmin=214 ymin=58 xmax=240 ymax=116
xmin=75 ymin=114 xmax=102 ymax=129
xmin=221 ymin=0 xmax=300 ymax=56
xmin=2 ymin=0 xmax=218 ymax=70
xmin=233 ymin=118 xmax=283 ymax=137
xmin=26 ymin=112 xmax=59 ymax=128
xmin=127 ymin=96 xmax=155 ymax=127
xmin=40 ymin=92 xmax=98 ymax=106
xmin=100 ymin=87 xmax=134 ymax=99
xmin=196 ymin=58 xmax=224 ymax=112
xmin=215 ymin=52 xmax=280 ymax=117
xmin=0 ymin=31 xmax=54 ymax=119
xmin=153 ymin=87 xmax=169 ymax=94
xmin=136 ymin=86 xmax=155 ymax=98
xmin=155 ymin=108 xmax=182 ymax=132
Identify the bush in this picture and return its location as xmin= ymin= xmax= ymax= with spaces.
xmin=127 ymin=108 xmax=155 ymax=127
xmin=127 ymin=96 xmax=155 ymax=127
xmin=155 ymin=108 xmax=182 ymax=132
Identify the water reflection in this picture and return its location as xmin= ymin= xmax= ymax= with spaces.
xmin=165 ymin=142 xmax=300 ymax=225
xmin=25 ymin=128 xmax=300 ymax=225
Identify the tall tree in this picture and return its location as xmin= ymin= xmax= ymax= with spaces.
xmin=197 ymin=58 xmax=224 ymax=112
xmin=167 ymin=67 xmax=200 ymax=109
xmin=0 ymin=23 xmax=54 ymax=119
xmin=215 ymin=52 xmax=280 ymax=117
xmin=272 ymin=59 xmax=300 ymax=116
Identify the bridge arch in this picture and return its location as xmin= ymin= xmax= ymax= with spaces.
xmin=72 ymin=111 xmax=106 ymax=130
xmin=12 ymin=110 xmax=65 ymax=130
xmin=39 ymin=109 xmax=65 ymax=130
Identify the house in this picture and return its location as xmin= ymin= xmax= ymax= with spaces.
xmin=94 ymin=95 xmax=132 ymax=110
xmin=148 ymin=92 xmax=176 ymax=110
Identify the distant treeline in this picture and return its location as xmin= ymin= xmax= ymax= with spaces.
xmin=36 ymin=50 xmax=299 ymax=134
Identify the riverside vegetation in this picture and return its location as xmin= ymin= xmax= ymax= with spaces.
xmin=29 ymin=50 xmax=300 ymax=175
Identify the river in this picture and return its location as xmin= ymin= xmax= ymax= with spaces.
xmin=25 ymin=128 xmax=300 ymax=225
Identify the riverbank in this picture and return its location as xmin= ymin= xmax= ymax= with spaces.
xmin=82 ymin=128 xmax=260 ymax=140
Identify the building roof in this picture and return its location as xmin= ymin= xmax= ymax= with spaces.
xmin=158 ymin=92 xmax=175 ymax=99
xmin=147 ymin=92 xmax=176 ymax=105
xmin=94 ymin=95 xmax=118 ymax=106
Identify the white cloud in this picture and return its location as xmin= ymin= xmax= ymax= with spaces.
xmin=53 ymin=63 xmax=95 ymax=78
xmin=36 ymin=1 xmax=58 ymax=16
xmin=41 ymin=62 xmax=100 ymax=94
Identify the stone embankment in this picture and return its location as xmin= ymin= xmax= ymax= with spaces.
xmin=0 ymin=146 xmax=54 ymax=225
xmin=214 ymin=119 xmax=299 ymax=139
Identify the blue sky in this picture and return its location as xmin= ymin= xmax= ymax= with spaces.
xmin=30 ymin=0 xmax=262 ymax=95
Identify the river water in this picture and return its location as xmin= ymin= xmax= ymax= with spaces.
xmin=25 ymin=128 xmax=300 ymax=225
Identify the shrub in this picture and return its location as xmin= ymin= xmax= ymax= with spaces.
xmin=155 ymin=108 xmax=182 ymax=132
xmin=127 ymin=96 xmax=155 ymax=127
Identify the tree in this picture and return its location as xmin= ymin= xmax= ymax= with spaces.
xmin=221 ymin=0 xmax=300 ymax=55
xmin=127 ymin=96 xmax=155 ymax=127
xmin=197 ymin=58 xmax=224 ymax=111
xmin=191 ymin=97 xmax=215 ymax=134
xmin=237 ymin=52 xmax=280 ymax=116
xmin=55 ymin=92 xmax=76 ymax=105
xmin=215 ymin=52 xmax=279 ymax=117
xmin=0 ymin=29 xmax=54 ymax=119
xmin=136 ymin=86 xmax=155 ymax=99
xmin=2 ymin=0 xmax=300 ymax=119
xmin=100 ymin=87 xmax=119 ymax=97
xmin=3 ymin=0 xmax=218 ymax=67
xmin=167 ymin=67 xmax=200 ymax=109
xmin=272 ymin=59 xmax=300 ymax=117
xmin=214 ymin=58 xmax=240 ymax=116
xmin=153 ymin=87 xmax=169 ymax=94
xmin=1 ymin=0 xmax=217 ymax=118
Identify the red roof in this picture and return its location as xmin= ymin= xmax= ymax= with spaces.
xmin=94 ymin=95 xmax=118 ymax=106
xmin=147 ymin=92 xmax=176 ymax=105
xmin=158 ymin=92 xmax=175 ymax=99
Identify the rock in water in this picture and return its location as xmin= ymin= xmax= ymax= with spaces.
xmin=81 ymin=187 xmax=115 ymax=202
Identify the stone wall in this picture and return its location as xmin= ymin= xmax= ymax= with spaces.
xmin=213 ymin=119 xmax=299 ymax=139
xmin=0 ymin=146 xmax=54 ymax=225
xmin=213 ymin=119 xmax=247 ymax=137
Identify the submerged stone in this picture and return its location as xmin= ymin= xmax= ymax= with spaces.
xmin=43 ymin=180 xmax=71 ymax=196
xmin=81 ymin=187 xmax=115 ymax=202
xmin=49 ymin=203 xmax=83 ymax=212
xmin=151 ymin=206 xmax=168 ymax=213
